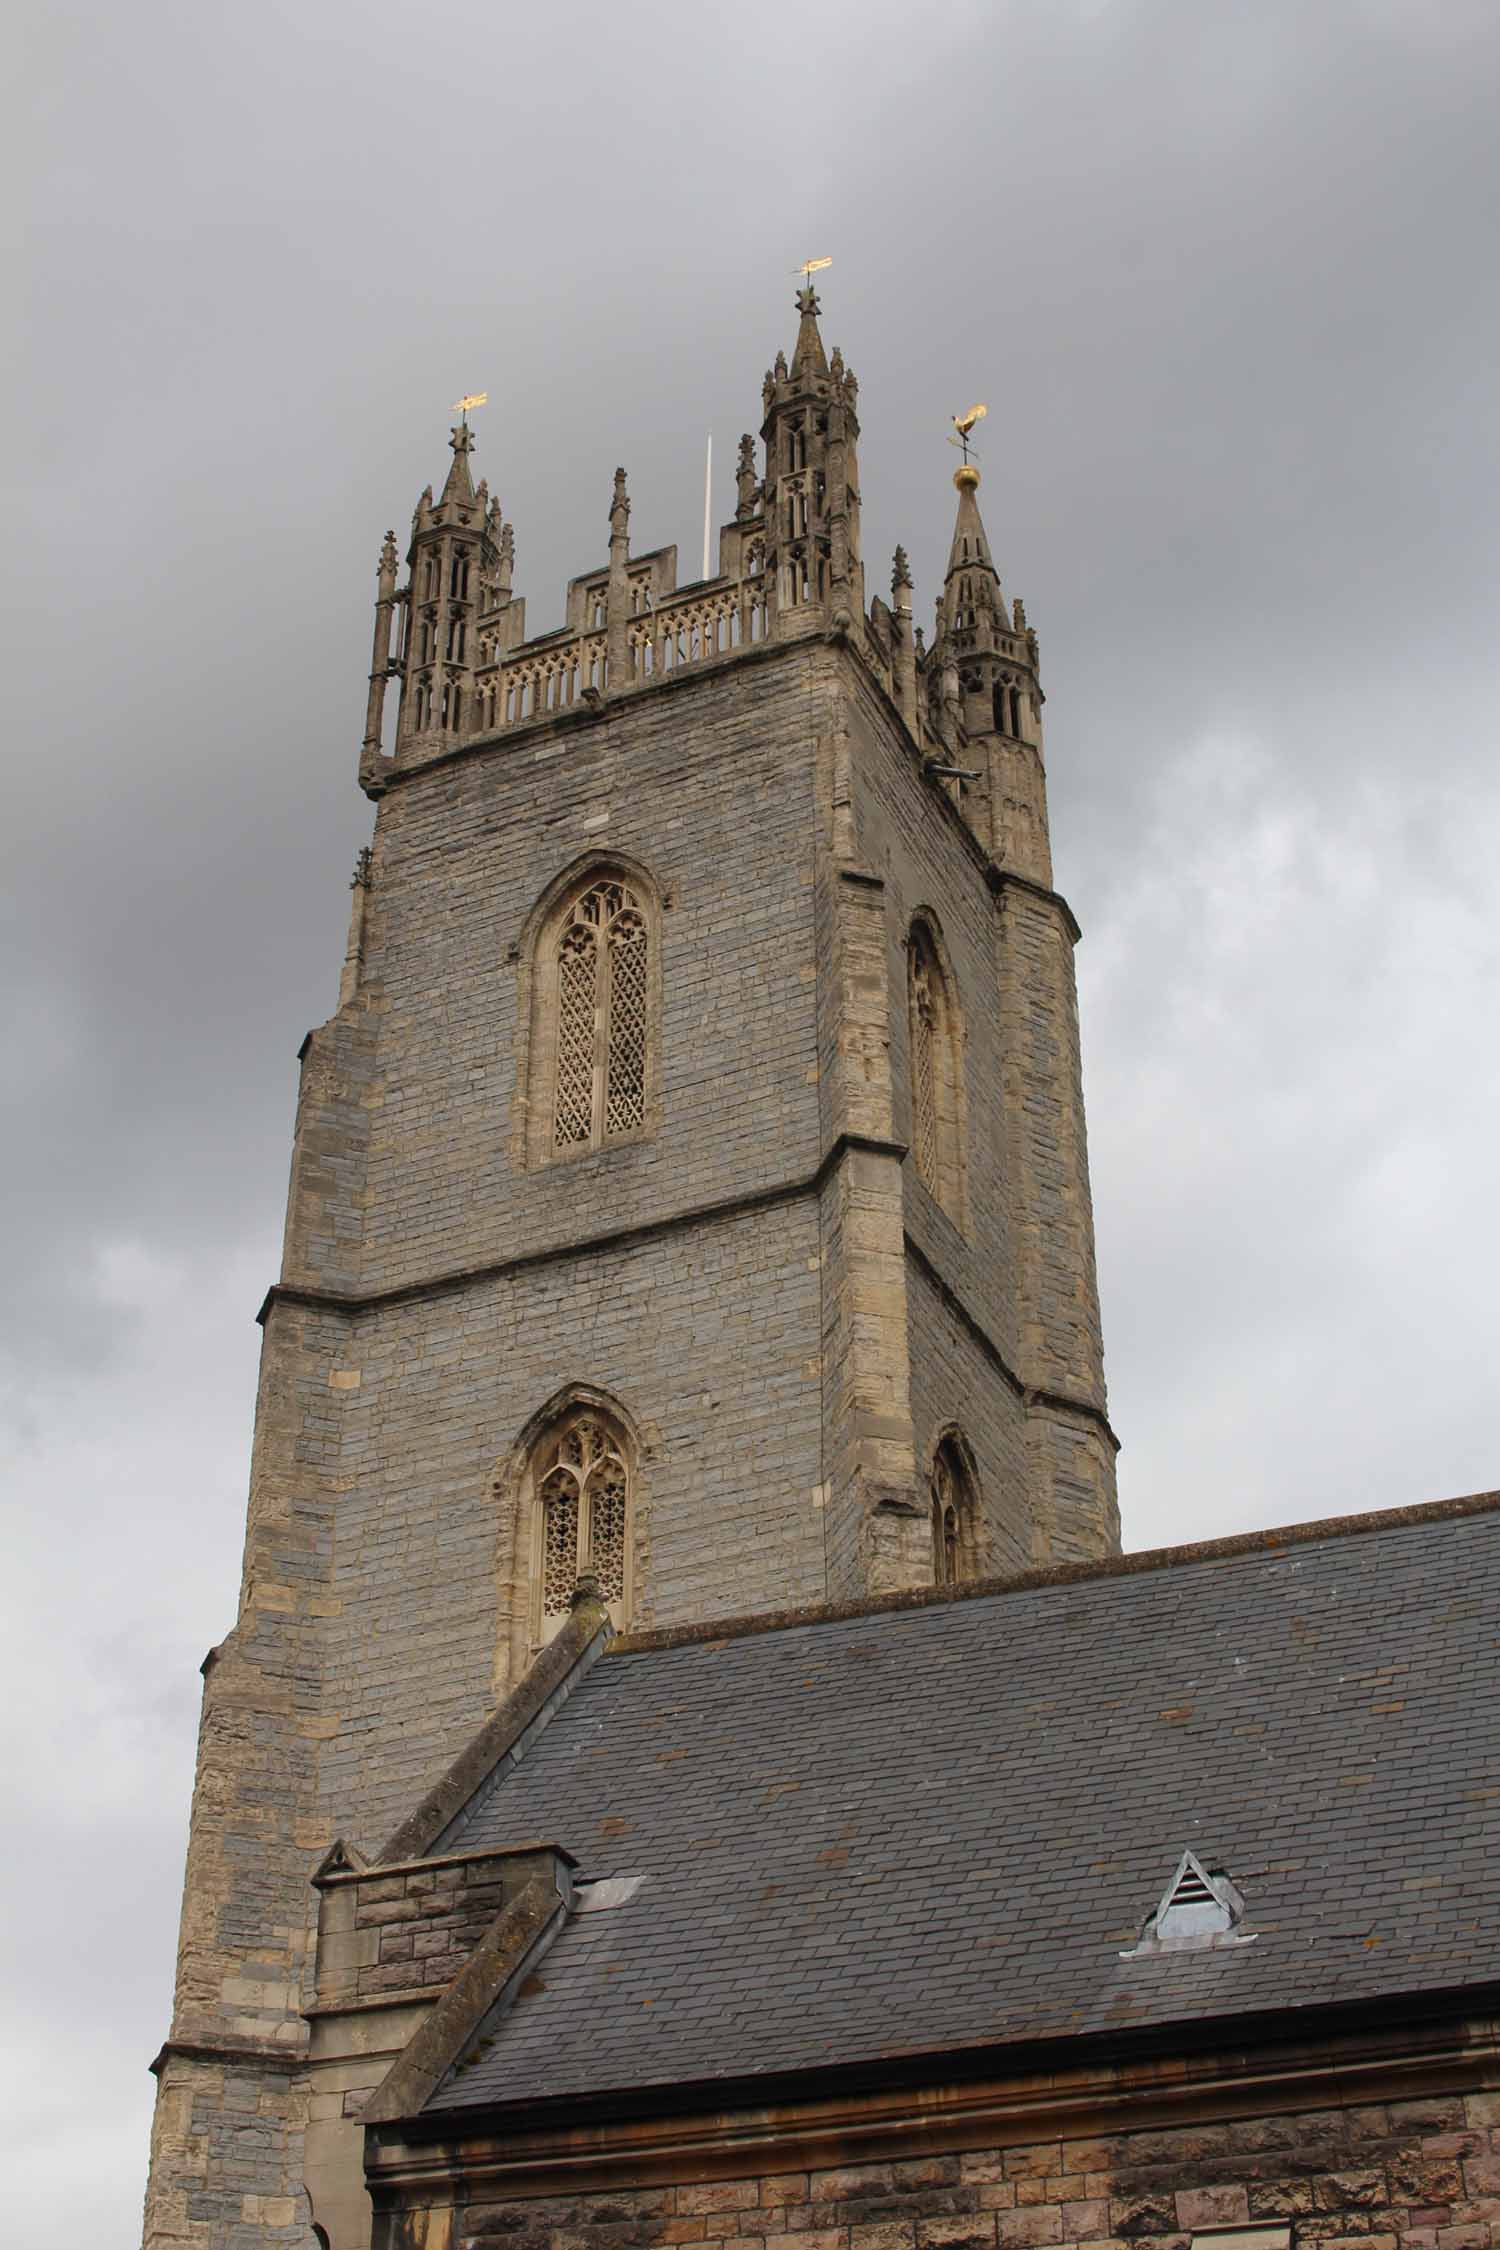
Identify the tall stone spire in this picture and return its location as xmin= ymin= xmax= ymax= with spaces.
xmin=789 ymin=281 xmax=830 ymax=379
xmin=940 ymin=463 xmax=1007 ymax=642
xmin=439 ymin=418 xmax=478 ymax=508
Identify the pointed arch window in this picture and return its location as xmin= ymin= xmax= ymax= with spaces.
xmin=931 ymin=1434 xmax=979 ymax=1587
xmin=552 ymin=877 xmax=649 ymax=1152
xmin=907 ymin=918 xmax=966 ymax=1225
xmin=533 ymin=1408 xmax=633 ymax=1642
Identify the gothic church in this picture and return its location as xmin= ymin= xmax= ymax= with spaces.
xmin=142 ymin=288 xmax=1500 ymax=2250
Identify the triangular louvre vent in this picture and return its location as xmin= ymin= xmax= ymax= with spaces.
xmin=1120 ymin=1847 xmax=1253 ymax=1957
xmin=1164 ymin=1856 xmax=1218 ymax=1912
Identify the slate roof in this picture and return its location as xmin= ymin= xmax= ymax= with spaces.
xmin=426 ymin=1499 xmax=1500 ymax=2117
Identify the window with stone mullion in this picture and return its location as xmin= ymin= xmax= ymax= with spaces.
xmin=551 ymin=881 xmax=648 ymax=1152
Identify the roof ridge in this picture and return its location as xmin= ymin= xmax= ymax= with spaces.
xmin=609 ymin=1485 xmax=1500 ymax=1656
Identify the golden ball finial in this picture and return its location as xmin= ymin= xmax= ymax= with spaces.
xmin=954 ymin=463 xmax=981 ymax=492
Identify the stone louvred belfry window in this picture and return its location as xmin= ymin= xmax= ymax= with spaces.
xmin=907 ymin=918 xmax=966 ymax=1226
xmin=931 ymin=1434 xmax=979 ymax=1587
xmin=552 ymin=878 xmax=649 ymax=1152
xmin=534 ymin=1410 xmax=631 ymax=1642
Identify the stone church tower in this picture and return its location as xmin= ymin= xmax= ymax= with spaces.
xmin=142 ymin=286 xmax=1117 ymax=2248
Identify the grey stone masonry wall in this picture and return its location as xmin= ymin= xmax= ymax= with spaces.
xmin=313 ymin=1196 xmax=828 ymax=1858
xmin=320 ymin=649 xmax=825 ymax=1299
xmin=838 ymin=656 xmax=1116 ymax=1564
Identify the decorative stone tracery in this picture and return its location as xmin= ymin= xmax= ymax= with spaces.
xmin=533 ymin=1409 xmax=632 ymax=1640
xmin=550 ymin=879 xmax=649 ymax=1153
xmin=931 ymin=1432 xmax=979 ymax=1586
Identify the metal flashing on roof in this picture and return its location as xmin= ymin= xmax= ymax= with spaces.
xmin=573 ymin=1875 xmax=645 ymax=1913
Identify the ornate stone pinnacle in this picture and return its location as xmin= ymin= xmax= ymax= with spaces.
xmin=892 ymin=544 xmax=912 ymax=593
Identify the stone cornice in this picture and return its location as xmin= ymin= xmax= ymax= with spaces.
xmin=364 ymin=1993 xmax=1500 ymax=2199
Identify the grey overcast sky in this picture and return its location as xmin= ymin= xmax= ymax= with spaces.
xmin=6 ymin=0 xmax=1500 ymax=2236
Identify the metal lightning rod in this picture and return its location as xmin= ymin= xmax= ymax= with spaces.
xmin=702 ymin=433 xmax=713 ymax=581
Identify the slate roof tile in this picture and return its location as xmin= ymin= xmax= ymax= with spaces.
xmin=428 ymin=1506 xmax=1500 ymax=2116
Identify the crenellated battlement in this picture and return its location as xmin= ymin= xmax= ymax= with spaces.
xmin=358 ymin=285 xmax=1053 ymax=888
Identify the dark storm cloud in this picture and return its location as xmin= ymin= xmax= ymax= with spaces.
xmin=6 ymin=1 xmax=1499 ymax=2236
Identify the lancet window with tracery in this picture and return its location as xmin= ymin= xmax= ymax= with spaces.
xmin=534 ymin=1411 xmax=632 ymax=1640
xmin=931 ymin=1435 xmax=979 ymax=1588
xmin=907 ymin=919 xmax=965 ymax=1226
xmin=551 ymin=878 xmax=649 ymax=1153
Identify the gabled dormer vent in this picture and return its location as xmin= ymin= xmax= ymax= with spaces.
xmin=1121 ymin=1847 xmax=1255 ymax=1958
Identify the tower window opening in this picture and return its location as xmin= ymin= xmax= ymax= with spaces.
xmin=550 ymin=877 xmax=650 ymax=1154
xmin=450 ymin=554 xmax=470 ymax=601
xmin=907 ymin=917 xmax=966 ymax=1226
xmin=1010 ymin=685 xmax=1022 ymax=736
xmin=532 ymin=1407 xmax=633 ymax=1642
xmin=931 ymin=1433 xmax=979 ymax=1587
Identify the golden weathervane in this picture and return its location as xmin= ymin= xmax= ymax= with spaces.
xmin=948 ymin=402 xmax=988 ymax=465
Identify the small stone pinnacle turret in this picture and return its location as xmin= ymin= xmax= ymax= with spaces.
xmin=606 ymin=466 xmax=632 ymax=688
xmin=925 ymin=458 xmax=1051 ymax=882
xmin=891 ymin=546 xmax=918 ymax=735
xmin=735 ymin=433 xmax=758 ymax=519
xmin=758 ymin=283 xmax=864 ymax=637
xmin=365 ymin=416 xmax=506 ymax=776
